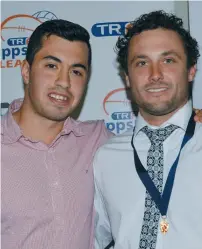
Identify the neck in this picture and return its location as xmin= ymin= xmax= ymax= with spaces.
xmin=140 ymin=101 xmax=188 ymax=126
xmin=13 ymin=101 xmax=65 ymax=145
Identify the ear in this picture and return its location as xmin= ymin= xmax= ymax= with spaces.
xmin=188 ymin=64 xmax=197 ymax=82
xmin=125 ymin=73 xmax=131 ymax=88
xmin=21 ymin=60 xmax=30 ymax=85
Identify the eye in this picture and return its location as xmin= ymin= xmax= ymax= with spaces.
xmin=136 ymin=61 xmax=147 ymax=67
xmin=72 ymin=69 xmax=83 ymax=77
xmin=46 ymin=64 xmax=57 ymax=69
xmin=164 ymin=58 xmax=175 ymax=64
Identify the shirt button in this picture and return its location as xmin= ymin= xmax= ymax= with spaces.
xmin=53 ymin=181 xmax=59 ymax=187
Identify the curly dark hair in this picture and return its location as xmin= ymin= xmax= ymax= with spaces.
xmin=26 ymin=19 xmax=91 ymax=67
xmin=115 ymin=10 xmax=200 ymax=74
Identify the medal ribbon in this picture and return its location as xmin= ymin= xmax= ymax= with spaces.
xmin=131 ymin=112 xmax=196 ymax=217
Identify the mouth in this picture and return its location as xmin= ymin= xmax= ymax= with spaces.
xmin=146 ymin=87 xmax=168 ymax=93
xmin=49 ymin=93 xmax=68 ymax=101
xmin=48 ymin=93 xmax=71 ymax=106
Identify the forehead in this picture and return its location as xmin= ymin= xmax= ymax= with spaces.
xmin=128 ymin=28 xmax=185 ymax=55
xmin=35 ymin=35 xmax=89 ymax=64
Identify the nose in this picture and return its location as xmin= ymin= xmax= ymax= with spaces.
xmin=56 ymin=69 xmax=71 ymax=89
xmin=149 ymin=63 xmax=163 ymax=82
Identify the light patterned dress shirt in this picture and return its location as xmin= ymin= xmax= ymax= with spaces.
xmin=1 ymin=98 xmax=113 ymax=249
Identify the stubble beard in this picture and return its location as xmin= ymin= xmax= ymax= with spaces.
xmin=133 ymin=87 xmax=189 ymax=117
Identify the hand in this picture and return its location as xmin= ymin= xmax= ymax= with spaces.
xmin=194 ymin=109 xmax=202 ymax=122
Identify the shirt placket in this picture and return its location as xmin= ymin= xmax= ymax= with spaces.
xmin=45 ymin=147 xmax=65 ymax=249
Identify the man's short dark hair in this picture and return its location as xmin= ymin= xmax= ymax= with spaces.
xmin=115 ymin=10 xmax=200 ymax=74
xmin=26 ymin=19 xmax=92 ymax=67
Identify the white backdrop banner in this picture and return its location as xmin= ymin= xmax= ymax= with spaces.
xmin=3 ymin=1 xmax=200 ymax=135
xmin=189 ymin=0 xmax=202 ymax=108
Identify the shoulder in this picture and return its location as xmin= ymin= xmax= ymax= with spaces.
xmin=77 ymin=119 xmax=107 ymax=132
xmin=71 ymin=119 xmax=114 ymax=148
xmin=76 ymin=119 xmax=113 ymax=138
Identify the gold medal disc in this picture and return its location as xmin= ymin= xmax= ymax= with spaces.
xmin=160 ymin=217 xmax=169 ymax=234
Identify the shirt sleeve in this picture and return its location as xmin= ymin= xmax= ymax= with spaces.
xmin=94 ymin=169 xmax=113 ymax=249
xmin=97 ymin=121 xmax=115 ymax=148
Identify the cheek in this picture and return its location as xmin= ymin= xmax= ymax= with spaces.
xmin=130 ymin=81 xmax=146 ymax=104
xmin=29 ymin=84 xmax=44 ymax=102
xmin=29 ymin=74 xmax=47 ymax=98
xmin=129 ymin=74 xmax=146 ymax=93
xmin=165 ymin=67 xmax=186 ymax=81
xmin=71 ymin=82 xmax=86 ymax=100
xmin=31 ymin=66 xmax=55 ymax=84
xmin=129 ymin=68 xmax=148 ymax=84
xmin=168 ymin=69 xmax=188 ymax=85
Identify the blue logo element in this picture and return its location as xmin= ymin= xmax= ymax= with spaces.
xmin=7 ymin=37 xmax=28 ymax=46
xmin=2 ymin=46 xmax=27 ymax=60
xmin=111 ymin=111 xmax=133 ymax=120
xmin=106 ymin=120 xmax=134 ymax=134
xmin=92 ymin=22 xmax=129 ymax=37
xmin=107 ymin=111 xmax=134 ymax=133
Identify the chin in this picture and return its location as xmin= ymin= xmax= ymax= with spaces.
xmin=42 ymin=110 xmax=70 ymax=122
xmin=146 ymin=105 xmax=178 ymax=117
xmin=141 ymin=100 xmax=176 ymax=116
xmin=48 ymin=115 xmax=69 ymax=122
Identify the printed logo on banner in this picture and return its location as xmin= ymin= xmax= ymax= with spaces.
xmin=92 ymin=21 xmax=130 ymax=37
xmin=103 ymin=88 xmax=135 ymax=134
xmin=1 ymin=102 xmax=10 ymax=116
xmin=0 ymin=10 xmax=58 ymax=115
xmin=0 ymin=10 xmax=58 ymax=69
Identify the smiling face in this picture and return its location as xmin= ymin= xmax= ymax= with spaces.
xmin=22 ymin=34 xmax=89 ymax=122
xmin=126 ymin=28 xmax=196 ymax=123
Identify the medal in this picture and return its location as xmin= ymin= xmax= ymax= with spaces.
xmin=160 ymin=216 xmax=169 ymax=234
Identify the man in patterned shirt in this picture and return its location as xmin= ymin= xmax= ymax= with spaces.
xmin=1 ymin=19 xmax=113 ymax=249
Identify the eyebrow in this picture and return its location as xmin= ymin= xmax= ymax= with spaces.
xmin=43 ymin=55 xmax=88 ymax=71
xmin=130 ymin=55 xmax=148 ymax=65
xmin=72 ymin=63 xmax=87 ymax=72
xmin=161 ymin=50 xmax=182 ymax=59
xmin=43 ymin=55 xmax=62 ymax=63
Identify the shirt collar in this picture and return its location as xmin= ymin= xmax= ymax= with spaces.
xmin=134 ymin=100 xmax=193 ymax=137
xmin=62 ymin=117 xmax=85 ymax=137
xmin=1 ymin=98 xmax=85 ymax=144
